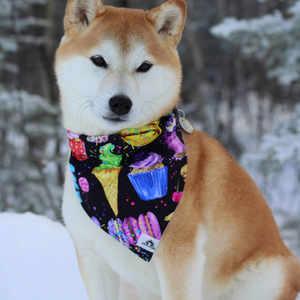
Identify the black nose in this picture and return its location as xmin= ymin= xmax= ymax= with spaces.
xmin=109 ymin=95 xmax=132 ymax=116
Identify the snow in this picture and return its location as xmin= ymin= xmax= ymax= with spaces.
xmin=241 ymin=104 xmax=300 ymax=217
xmin=0 ymin=90 xmax=58 ymax=117
xmin=0 ymin=212 xmax=88 ymax=300
xmin=0 ymin=212 xmax=141 ymax=300
xmin=210 ymin=0 xmax=300 ymax=85
xmin=0 ymin=38 xmax=18 ymax=52
xmin=289 ymin=0 xmax=300 ymax=15
xmin=210 ymin=12 xmax=290 ymax=39
xmin=239 ymin=105 xmax=300 ymax=258
xmin=1 ymin=17 xmax=49 ymax=30
xmin=0 ymin=88 xmax=62 ymax=218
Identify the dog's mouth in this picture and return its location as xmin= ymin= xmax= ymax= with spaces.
xmin=103 ymin=116 xmax=127 ymax=123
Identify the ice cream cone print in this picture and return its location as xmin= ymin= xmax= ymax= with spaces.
xmin=92 ymin=143 xmax=123 ymax=216
xmin=92 ymin=167 xmax=122 ymax=216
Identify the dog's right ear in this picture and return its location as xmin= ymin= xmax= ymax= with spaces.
xmin=64 ymin=0 xmax=106 ymax=35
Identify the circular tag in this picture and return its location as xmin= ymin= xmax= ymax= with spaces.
xmin=179 ymin=117 xmax=194 ymax=134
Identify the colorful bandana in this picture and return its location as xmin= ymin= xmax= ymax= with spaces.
xmin=68 ymin=109 xmax=187 ymax=262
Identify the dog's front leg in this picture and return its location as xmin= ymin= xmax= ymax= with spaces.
xmin=63 ymin=171 xmax=120 ymax=300
xmin=75 ymin=244 xmax=120 ymax=300
xmin=154 ymin=250 xmax=205 ymax=300
xmin=154 ymin=216 xmax=206 ymax=300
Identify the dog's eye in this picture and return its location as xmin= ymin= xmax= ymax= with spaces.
xmin=137 ymin=62 xmax=152 ymax=73
xmin=91 ymin=56 xmax=107 ymax=68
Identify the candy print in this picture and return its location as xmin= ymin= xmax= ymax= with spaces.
xmin=180 ymin=164 xmax=187 ymax=182
xmin=123 ymin=217 xmax=141 ymax=245
xmin=68 ymin=108 xmax=187 ymax=262
xmin=172 ymin=192 xmax=182 ymax=203
xmin=172 ymin=180 xmax=183 ymax=203
xmin=119 ymin=121 xmax=162 ymax=147
xmin=108 ymin=218 xmax=130 ymax=248
xmin=164 ymin=113 xmax=186 ymax=159
xmin=123 ymin=212 xmax=161 ymax=246
xmin=165 ymin=131 xmax=186 ymax=159
xmin=166 ymin=114 xmax=176 ymax=132
xmin=79 ymin=177 xmax=89 ymax=193
xmin=164 ymin=212 xmax=174 ymax=221
xmin=68 ymin=131 xmax=89 ymax=161
xmin=91 ymin=217 xmax=101 ymax=227
xmin=79 ymin=177 xmax=90 ymax=208
xmin=138 ymin=212 xmax=161 ymax=240
xmin=67 ymin=131 xmax=80 ymax=140
xmin=69 ymin=163 xmax=82 ymax=203
xmin=87 ymin=134 xmax=109 ymax=143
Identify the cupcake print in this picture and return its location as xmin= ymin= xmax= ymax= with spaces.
xmin=128 ymin=152 xmax=168 ymax=201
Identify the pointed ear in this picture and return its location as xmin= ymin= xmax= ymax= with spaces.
xmin=64 ymin=0 xmax=106 ymax=34
xmin=146 ymin=0 xmax=187 ymax=47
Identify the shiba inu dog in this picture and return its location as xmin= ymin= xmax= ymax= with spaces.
xmin=55 ymin=0 xmax=300 ymax=299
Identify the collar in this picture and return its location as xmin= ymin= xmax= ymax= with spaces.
xmin=67 ymin=108 xmax=188 ymax=262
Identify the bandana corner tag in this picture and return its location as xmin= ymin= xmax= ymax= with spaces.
xmin=137 ymin=233 xmax=160 ymax=253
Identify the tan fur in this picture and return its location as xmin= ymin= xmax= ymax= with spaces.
xmin=146 ymin=0 xmax=187 ymax=47
xmin=180 ymin=131 xmax=300 ymax=296
xmin=64 ymin=0 xmax=106 ymax=34
xmin=56 ymin=0 xmax=300 ymax=299
xmin=57 ymin=5 xmax=183 ymax=66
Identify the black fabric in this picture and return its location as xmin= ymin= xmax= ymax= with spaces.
xmin=68 ymin=109 xmax=187 ymax=262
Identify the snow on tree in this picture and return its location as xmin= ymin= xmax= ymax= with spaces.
xmin=241 ymin=104 xmax=300 ymax=256
xmin=210 ymin=0 xmax=300 ymax=85
xmin=0 ymin=0 xmax=65 ymax=219
xmin=209 ymin=0 xmax=300 ymax=256
xmin=0 ymin=0 xmax=49 ymax=77
xmin=0 ymin=88 xmax=64 ymax=219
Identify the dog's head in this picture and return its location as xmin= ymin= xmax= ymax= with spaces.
xmin=55 ymin=0 xmax=186 ymax=135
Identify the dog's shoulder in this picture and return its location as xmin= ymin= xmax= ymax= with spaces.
xmin=183 ymin=130 xmax=289 ymax=254
xmin=183 ymin=130 xmax=242 ymax=186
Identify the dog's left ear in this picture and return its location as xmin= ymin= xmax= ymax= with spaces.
xmin=146 ymin=0 xmax=187 ymax=47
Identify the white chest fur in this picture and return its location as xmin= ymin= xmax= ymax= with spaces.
xmin=62 ymin=169 xmax=162 ymax=299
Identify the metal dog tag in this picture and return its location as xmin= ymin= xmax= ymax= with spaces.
xmin=177 ymin=109 xmax=194 ymax=134
xmin=179 ymin=117 xmax=194 ymax=134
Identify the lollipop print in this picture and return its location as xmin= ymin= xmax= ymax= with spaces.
xmin=79 ymin=177 xmax=90 ymax=209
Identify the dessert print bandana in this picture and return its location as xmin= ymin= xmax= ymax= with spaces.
xmin=68 ymin=109 xmax=187 ymax=262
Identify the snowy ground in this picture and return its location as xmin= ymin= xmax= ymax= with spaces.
xmin=0 ymin=212 xmax=142 ymax=300
xmin=0 ymin=213 xmax=89 ymax=300
xmin=0 ymin=212 xmax=299 ymax=300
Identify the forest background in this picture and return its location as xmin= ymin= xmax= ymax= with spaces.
xmin=0 ymin=0 xmax=300 ymax=257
